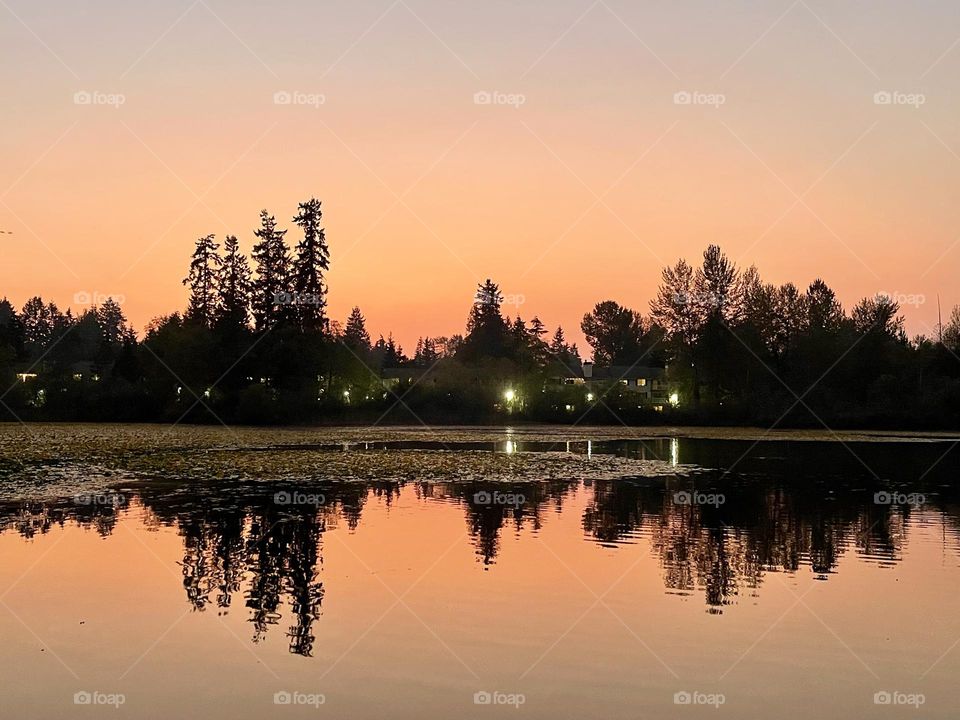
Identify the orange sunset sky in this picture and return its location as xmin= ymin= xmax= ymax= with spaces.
xmin=2 ymin=0 xmax=959 ymax=353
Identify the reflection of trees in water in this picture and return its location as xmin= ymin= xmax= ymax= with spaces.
xmin=160 ymin=500 xmax=330 ymax=655
xmin=941 ymin=503 xmax=960 ymax=557
xmin=2 ymin=481 xmax=375 ymax=657
xmin=5 ymin=501 xmax=120 ymax=539
xmin=0 ymin=473 xmax=956 ymax=638
xmin=6 ymin=503 xmax=65 ymax=539
xmin=146 ymin=482 xmax=375 ymax=657
xmin=179 ymin=506 xmax=246 ymax=610
xmin=242 ymin=510 xmax=325 ymax=656
xmin=650 ymin=507 xmax=744 ymax=612
xmin=582 ymin=479 xmax=920 ymax=611
xmin=427 ymin=480 xmax=578 ymax=565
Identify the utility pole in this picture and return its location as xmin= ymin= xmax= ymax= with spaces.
xmin=938 ymin=295 xmax=943 ymax=344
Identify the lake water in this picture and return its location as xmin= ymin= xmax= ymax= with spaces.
xmin=1 ymin=424 xmax=958 ymax=718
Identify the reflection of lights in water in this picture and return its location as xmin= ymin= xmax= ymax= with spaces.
xmin=505 ymin=440 xmax=516 ymax=454
xmin=670 ymin=438 xmax=679 ymax=467
xmin=587 ymin=440 xmax=592 ymax=459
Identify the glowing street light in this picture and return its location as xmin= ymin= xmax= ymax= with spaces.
xmin=586 ymin=392 xmax=594 ymax=401
xmin=669 ymin=392 xmax=679 ymax=407
xmin=503 ymin=389 xmax=516 ymax=402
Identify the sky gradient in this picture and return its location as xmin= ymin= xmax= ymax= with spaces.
xmin=2 ymin=0 xmax=959 ymax=352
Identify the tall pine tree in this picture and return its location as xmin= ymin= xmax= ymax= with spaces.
xmin=96 ymin=297 xmax=134 ymax=346
xmin=251 ymin=210 xmax=291 ymax=332
xmin=291 ymin=198 xmax=330 ymax=333
xmin=528 ymin=316 xmax=549 ymax=365
xmin=20 ymin=297 xmax=53 ymax=351
xmin=217 ymin=234 xmax=252 ymax=329
xmin=549 ymin=326 xmax=580 ymax=371
xmin=183 ymin=234 xmax=221 ymax=328
xmin=343 ymin=306 xmax=371 ymax=351
xmin=461 ymin=279 xmax=509 ymax=359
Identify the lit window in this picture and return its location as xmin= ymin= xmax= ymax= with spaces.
xmin=638 ymin=378 xmax=647 ymax=386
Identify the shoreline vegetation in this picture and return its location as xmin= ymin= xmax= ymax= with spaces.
xmin=3 ymin=199 xmax=960 ymax=430
xmin=0 ymin=422 xmax=958 ymax=445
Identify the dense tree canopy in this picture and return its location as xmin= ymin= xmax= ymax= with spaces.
xmin=0 ymin=213 xmax=956 ymax=428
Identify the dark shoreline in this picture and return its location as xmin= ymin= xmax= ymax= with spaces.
xmin=2 ymin=420 xmax=958 ymax=442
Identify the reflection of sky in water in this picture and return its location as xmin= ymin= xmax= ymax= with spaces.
xmin=2 ymin=431 xmax=960 ymax=719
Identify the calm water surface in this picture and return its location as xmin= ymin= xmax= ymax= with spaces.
xmin=1 ymin=425 xmax=959 ymax=718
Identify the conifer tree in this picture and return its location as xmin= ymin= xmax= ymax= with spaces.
xmin=20 ymin=297 xmax=52 ymax=350
xmin=549 ymin=326 xmax=580 ymax=370
xmin=217 ymin=235 xmax=252 ymax=328
xmin=291 ymin=198 xmax=330 ymax=333
xmin=96 ymin=297 xmax=134 ymax=346
xmin=183 ymin=234 xmax=221 ymax=327
xmin=343 ymin=306 xmax=371 ymax=351
xmin=251 ymin=210 xmax=291 ymax=332
xmin=528 ymin=316 xmax=549 ymax=365
xmin=462 ymin=279 xmax=509 ymax=359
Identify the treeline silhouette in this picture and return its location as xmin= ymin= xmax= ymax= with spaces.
xmin=1 ymin=199 xmax=959 ymax=427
